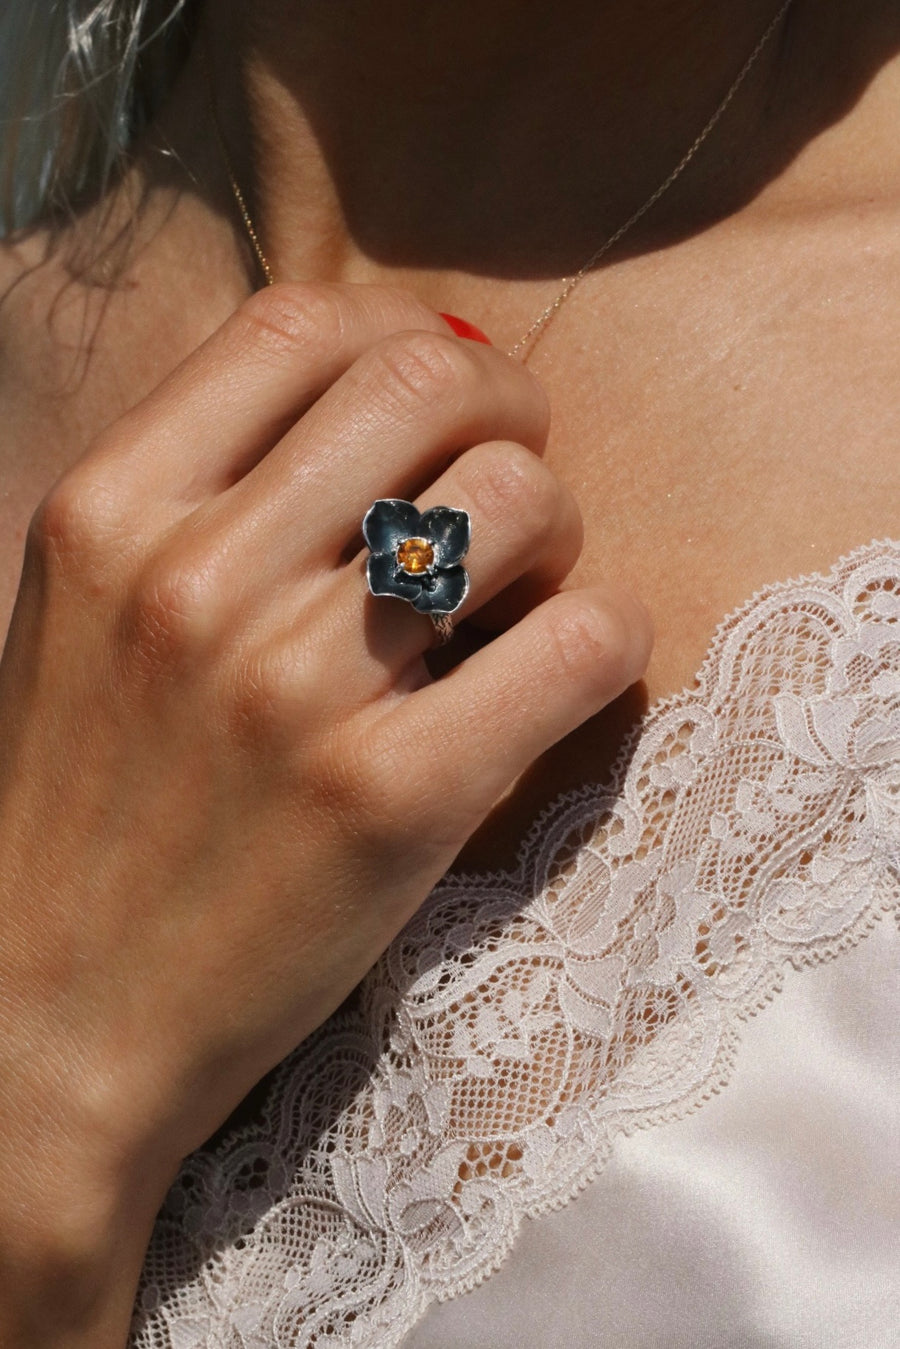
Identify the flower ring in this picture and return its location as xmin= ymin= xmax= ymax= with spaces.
xmin=363 ymin=499 xmax=471 ymax=644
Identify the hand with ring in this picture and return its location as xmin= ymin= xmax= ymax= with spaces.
xmin=0 ymin=281 xmax=652 ymax=1343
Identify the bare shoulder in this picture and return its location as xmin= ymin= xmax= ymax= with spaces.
xmin=0 ymin=230 xmax=47 ymax=419
xmin=0 ymin=225 xmax=108 ymax=514
xmin=0 ymin=224 xmax=58 ymax=304
xmin=0 ymin=223 xmax=134 ymax=634
xmin=0 ymin=231 xmax=35 ymax=346
xmin=0 ymin=230 xmax=68 ymax=634
xmin=0 ymin=227 xmax=67 ymax=391
xmin=0 ymin=222 xmax=152 ymax=459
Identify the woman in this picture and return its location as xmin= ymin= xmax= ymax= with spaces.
xmin=0 ymin=1 xmax=896 ymax=1345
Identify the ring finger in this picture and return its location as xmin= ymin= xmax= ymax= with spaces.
xmin=268 ymin=438 xmax=584 ymax=704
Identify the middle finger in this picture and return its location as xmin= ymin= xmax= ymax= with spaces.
xmin=205 ymin=327 xmax=551 ymax=581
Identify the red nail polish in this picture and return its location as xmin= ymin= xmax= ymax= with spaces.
xmin=439 ymin=313 xmax=493 ymax=345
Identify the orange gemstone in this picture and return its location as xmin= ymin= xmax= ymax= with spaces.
xmin=397 ymin=537 xmax=434 ymax=574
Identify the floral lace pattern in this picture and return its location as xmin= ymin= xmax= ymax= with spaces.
xmin=130 ymin=542 xmax=900 ymax=1349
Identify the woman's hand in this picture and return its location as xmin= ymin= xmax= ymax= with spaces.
xmin=0 ymin=283 xmax=651 ymax=1344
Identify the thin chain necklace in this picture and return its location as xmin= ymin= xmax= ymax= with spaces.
xmin=207 ymin=0 xmax=793 ymax=362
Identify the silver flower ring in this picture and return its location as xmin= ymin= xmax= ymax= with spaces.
xmin=362 ymin=499 xmax=471 ymax=645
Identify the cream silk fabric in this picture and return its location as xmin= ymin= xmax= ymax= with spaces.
xmin=129 ymin=540 xmax=900 ymax=1349
xmin=405 ymin=918 xmax=899 ymax=1348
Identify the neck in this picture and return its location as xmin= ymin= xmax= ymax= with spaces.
xmin=163 ymin=0 xmax=797 ymax=276
xmin=129 ymin=0 xmax=898 ymax=334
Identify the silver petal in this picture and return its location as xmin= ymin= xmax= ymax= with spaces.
xmin=362 ymin=499 xmax=422 ymax=555
xmin=420 ymin=505 xmax=471 ymax=568
xmin=412 ymin=565 xmax=469 ymax=614
xmin=367 ymin=551 xmax=421 ymax=602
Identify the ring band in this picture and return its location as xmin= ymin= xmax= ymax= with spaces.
xmin=362 ymin=498 xmax=471 ymax=643
xmin=430 ymin=614 xmax=455 ymax=645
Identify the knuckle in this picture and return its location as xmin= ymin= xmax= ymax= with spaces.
xmin=350 ymin=282 xmax=448 ymax=333
xmin=467 ymin=442 xmax=557 ymax=535
xmin=366 ymin=329 xmax=477 ymax=417
xmin=313 ymin=722 xmax=411 ymax=845
xmin=124 ymin=553 xmax=221 ymax=675
xmin=545 ymin=593 xmax=633 ymax=692
xmin=26 ymin=467 xmax=126 ymax=580
xmin=237 ymin=282 xmax=347 ymax=362
xmin=225 ymin=640 xmax=317 ymax=745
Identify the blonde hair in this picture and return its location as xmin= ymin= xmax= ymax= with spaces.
xmin=0 ymin=0 xmax=197 ymax=235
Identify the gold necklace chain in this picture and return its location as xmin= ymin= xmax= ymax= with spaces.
xmin=206 ymin=0 xmax=794 ymax=361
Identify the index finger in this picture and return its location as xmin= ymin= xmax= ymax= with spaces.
xmin=84 ymin=282 xmax=473 ymax=506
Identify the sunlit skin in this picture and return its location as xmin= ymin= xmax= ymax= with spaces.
xmin=3 ymin=2 xmax=899 ymax=862
xmin=0 ymin=2 xmax=898 ymax=1343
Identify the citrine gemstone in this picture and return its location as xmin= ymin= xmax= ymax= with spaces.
xmin=397 ymin=537 xmax=434 ymax=574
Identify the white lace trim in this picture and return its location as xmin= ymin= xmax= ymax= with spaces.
xmin=130 ymin=540 xmax=900 ymax=1349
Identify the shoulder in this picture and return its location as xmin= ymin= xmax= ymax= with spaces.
xmin=0 ymin=226 xmax=63 ymax=378
xmin=0 ymin=222 xmax=57 ymax=298
xmin=0 ymin=232 xmax=43 ymax=413
xmin=0 ymin=208 xmax=222 ymax=459
xmin=0 ymin=225 xmax=114 ymax=469
xmin=0 ymin=219 xmax=133 ymax=424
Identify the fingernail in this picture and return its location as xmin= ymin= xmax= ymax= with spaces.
xmin=439 ymin=312 xmax=493 ymax=345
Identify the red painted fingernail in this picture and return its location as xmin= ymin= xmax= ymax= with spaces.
xmin=439 ymin=312 xmax=493 ymax=345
